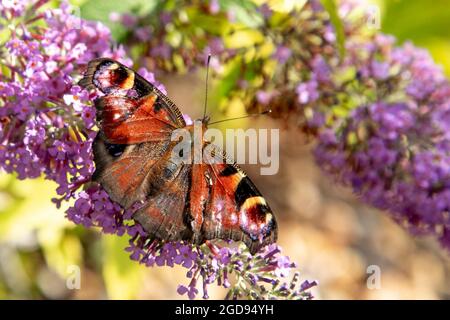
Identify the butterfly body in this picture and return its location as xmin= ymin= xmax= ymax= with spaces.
xmin=80 ymin=58 xmax=277 ymax=253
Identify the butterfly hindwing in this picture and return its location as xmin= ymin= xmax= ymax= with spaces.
xmin=132 ymin=163 xmax=193 ymax=242
xmin=195 ymin=145 xmax=278 ymax=254
xmin=132 ymin=141 xmax=194 ymax=242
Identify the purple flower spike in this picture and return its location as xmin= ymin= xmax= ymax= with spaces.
xmin=314 ymin=35 xmax=450 ymax=250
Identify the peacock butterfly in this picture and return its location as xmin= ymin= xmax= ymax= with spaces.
xmin=79 ymin=58 xmax=277 ymax=254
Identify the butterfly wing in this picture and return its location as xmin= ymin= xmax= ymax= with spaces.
xmin=188 ymin=144 xmax=278 ymax=254
xmin=80 ymin=58 xmax=192 ymax=239
xmin=79 ymin=58 xmax=185 ymax=144
xmin=131 ymin=142 xmax=277 ymax=254
xmin=92 ymin=132 xmax=172 ymax=208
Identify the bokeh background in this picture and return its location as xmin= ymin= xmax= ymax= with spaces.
xmin=0 ymin=0 xmax=449 ymax=299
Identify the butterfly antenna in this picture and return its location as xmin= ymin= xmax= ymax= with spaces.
xmin=209 ymin=110 xmax=271 ymax=125
xmin=203 ymin=54 xmax=211 ymax=121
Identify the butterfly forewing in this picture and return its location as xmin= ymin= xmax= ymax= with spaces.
xmin=80 ymin=58 xmax=185 ymax=143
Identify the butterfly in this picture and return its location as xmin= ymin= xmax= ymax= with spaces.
xmin=79 ymin=58 xmax=277 ymax=254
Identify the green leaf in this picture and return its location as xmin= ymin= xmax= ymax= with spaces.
xmin=216 ymin=57 xmax=242 ymax=101
xmin=220 ymin=0 xmax=261 ymax=28
xmin=381 ymin=0 xmax=450 ymax=76
xmin=101 ymin=235 xmax=144 ymax=299
xmin=320 ymin=0 xmax=346 ymax=60
xmin=382 ymin=0 xmax=450 ymax=42
xmin=224 ymin=28 xmax=265 ymax=49
xmin=186 ymin=8 xmax=232 ymax=36
xmin=79 ymin=0 xmax=156 ymax=41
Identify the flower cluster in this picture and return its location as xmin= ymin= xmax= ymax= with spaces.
xmin=115 ymin=0 xmax=338 ymax=119
xmin=0 ymin=0 xmax=128 ymax=194
xmin=0 ymin=1 xmax=316 ymax=299
xmin=265 ymin=1 xmax=450 ymax=250
xmin=110 ymin=0 xmax=236 ymax=74
xmin=67 ymin=184 xmax=316 ymax=299
xmin=314 ymin=35 xmax=450 ymax=250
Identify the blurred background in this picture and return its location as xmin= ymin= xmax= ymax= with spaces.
xmin=0 ymin=0 xmax=449 ymax=299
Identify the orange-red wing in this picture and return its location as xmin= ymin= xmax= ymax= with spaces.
xmin=192 ymin=144 xmax=278 ymax=254
xmin=95 ymin=94 xmax=176 ymax=144
xmin=79 ymin=58 xmax=186 ymax=144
